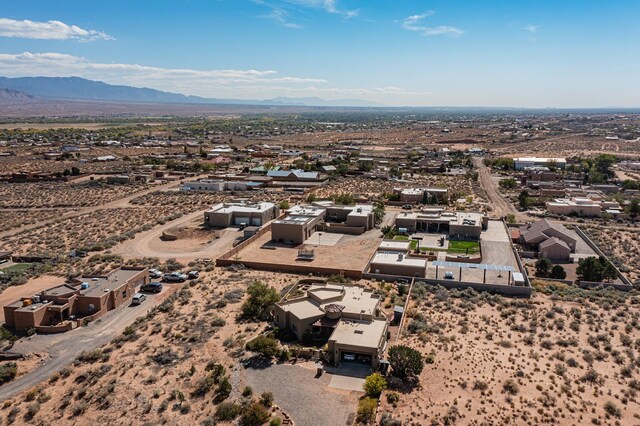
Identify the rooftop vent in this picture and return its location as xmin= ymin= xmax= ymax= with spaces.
xmin=354 ymin=330 xmax=364 ymax=334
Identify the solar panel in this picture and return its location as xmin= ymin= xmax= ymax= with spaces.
xmin=432 ymin=260 xmax=516 ymax=272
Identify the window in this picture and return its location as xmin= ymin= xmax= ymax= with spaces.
xmin=292 ymin=324 xmax=297 ymax=332
xmin=122 ymin=291 xmax=127 ymax=298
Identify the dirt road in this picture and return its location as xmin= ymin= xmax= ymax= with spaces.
xmin=473 ymin=157 xmax=526 ymax=220
xmin=0 ymin=285 xmax=178 ymax=401
xmin=112 ymin=209 xmax=239 ymax=261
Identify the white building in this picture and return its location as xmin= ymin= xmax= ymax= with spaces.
xmin=514 ymin=157 xmax=567 ymax=170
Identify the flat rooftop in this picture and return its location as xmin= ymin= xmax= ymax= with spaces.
xmin=208 ymin=201 xmax=275 ymax=214
xmin=75 ymin=268 xmax=143 ymax=297
xmin=378 ymin=240 xmax=410 ymax=251
xmin=286 ymin=205 xmax=326 ymax=217
xmin=329 ymin=318 xmax=387 ymax=349
xmin=370 ymin=252 xmax=427 ymax=268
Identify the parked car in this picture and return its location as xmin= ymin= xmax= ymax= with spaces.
xmin=238 ymin=222 xmax=247 ymax=230
xmin=141 ymin=282 xmax=163 ymax=293
xmin=402 ymin=204 xmax=412 ymax=210
xmin=187 ymin=270 xmax=200 ymax=279
xmin=444 ymin=271 xmax=455 ymax=280
xmin=132 ymin=293 xmax=146 ymax=305
xmin=343 ymin=353 xmax=356 ymax=361
xmin=148 ymin=268 xmax=162 ymax=278
xmin=163 ymin=272 xmax=187 ymax=282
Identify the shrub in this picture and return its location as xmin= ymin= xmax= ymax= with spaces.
xmin=502 ymin=379 xmax=519 ymax=395
xmin=0 ymin=362 xmax=17 ymax=384
xmin=239 ymin=401 xmax=270 ymax=426
xmin=246 ymin=336 xmax=279 ymax=357
xmin=363 ymin=373 xmax=387 ymax=398
xmin=216 ymin=376 xmax=232 ymax=401
xmin=24 ymin=402 xmax=40 ymax=420
xmin=380 ymin=412 xmax=402 ymax=426
xmin=356 ymin=397 xmax=377 ymax=424
xmin=270 ymin=418 xmax=283 ymax=426
xmin=550 ymin=265 xmax=567 ymax=279
xmin=604 ymin=401 xmax=621 ymax=418
xmin=215 ymin=402 xmax=241 ymax=421
xmin=259 ymin=391 xmax=274 ymax=407
xmin=242 ymin=386 xmax=253 ymax=397
xmin=386 ymin=391 xmax=400 ymax=405
xmin=388 ymin=345 xmax=424 ymax=379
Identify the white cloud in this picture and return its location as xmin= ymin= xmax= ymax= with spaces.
xmin=523 ymin=24 xmax=539 ymax=33
xmin=0 ymin=18 xmax=113 ymax=41
xmin=401 ymin=12 xmax=463 ymax=37
xmin=0 ymin=51 xmax=433 ymax=103
xmin=253 ymin=0 xmax=358 ymax=28
xmin=286 ymin=0 xmax=359 ymax=18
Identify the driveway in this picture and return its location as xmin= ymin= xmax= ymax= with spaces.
xmin=0 ymin=285 xmax=178 ymax=401
xmin=326 ymin=363 xmax=371 ymax=391
xmin=242 ymin=362 xmax=359 ymax=426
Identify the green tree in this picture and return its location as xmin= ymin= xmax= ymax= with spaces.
xmin=549 ymin=265 xmax=567 ymax=280
xmin=388 ymin=345 xmax=424 ymax=379
xmin=241 ymin=281 xmax=279 ymax=321
xmin=576 ymin=257 xmax=604 ymax=282
xmin=499 ymin=178 xmax=517 ymax=189
xmin=279 ymin=200 xmax=290 ymax=210
xmin=602 ymin=260 xmax=618 ymax=282
xmin=363 ymin=373 xmax=387 ymax=397
xmin=535 ymin=258 xmax=553 ymax=277
xmin=628 ymin=198 xmax=640 ymax=216
xmin=245 ymin=336 xmax=279 ymax=358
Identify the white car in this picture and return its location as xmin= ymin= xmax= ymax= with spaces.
xmin=148 ymin=269 xmax=162 ymax=278
xmin=444 ymin=271 xmax=455 ymax=280
xmin=132 ymin=293 xmax=146 ymax=305
xmin=343 ymin=353 xmax=356 ymax=361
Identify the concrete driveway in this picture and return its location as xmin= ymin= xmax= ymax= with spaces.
xmin=326 ymin=363 xmax=371 ymax=391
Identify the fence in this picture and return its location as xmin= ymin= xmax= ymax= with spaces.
xmin=216 ymin=213 xmax=286 ymax=262
xmin=415 ymin=278 xmax=533 ymax=297
xmin=216 ymin=258 xmax=363 ymax=279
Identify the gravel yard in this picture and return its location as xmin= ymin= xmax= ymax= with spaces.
xmin=242 ymin=362 xmax=359 ymax=426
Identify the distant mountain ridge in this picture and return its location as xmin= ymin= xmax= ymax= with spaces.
xmin=0 ymin=76 xmax=381 ymax=107
xmin=0 ymin=87 xmax=35 ymax=103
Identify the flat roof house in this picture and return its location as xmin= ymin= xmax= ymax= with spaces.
xmin=3 ymin=267 xmax=148 ymax=333
xmin=271 ymin=205 xmax=326 ymax=244
xmin=204 ymin=200 xmax=280 ymax=228
xmin=274 ymin=282 xmax=389 ymax=368
xmin=369 ymin=251 xmax=427 ymax=277
xmin=396 ymin=187 xmax=449 ymax=204
xmin=395 ymin=209 xmax=486 ymax=239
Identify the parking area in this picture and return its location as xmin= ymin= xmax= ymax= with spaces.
xmin=326 ymin=363 xmax=371 ymax=392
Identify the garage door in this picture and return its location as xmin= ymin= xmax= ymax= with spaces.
xmin=341 ymin=351 xmax=372 ymax=365
xmin=234 ymin=217 xmax=250 ymax=225
xmin=251 ymin=217 xmax=262 ymax=226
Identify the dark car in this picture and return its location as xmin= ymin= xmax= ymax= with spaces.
xmin=141 ymin=282 xmax=163 ymax=293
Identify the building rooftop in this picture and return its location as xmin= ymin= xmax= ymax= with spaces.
xmin=329 ymin=318 xmax=387 ymax=349
xmin=208 ymin=201 xmax=276 ymax=215
xmin=378 ymin=240 xmax=411 ymax=251
xmin=370 ymin=252 xmax=427 ymax=268
xmin=74 ymin=268 xmax=144 ymax=297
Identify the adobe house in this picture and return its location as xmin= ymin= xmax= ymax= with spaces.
xmin=519 ymin=219 xmax=577 ymax=260
xmin=274 ymin=282 xmax=389 ymax=368
xmin=204 ymin=200 xmax=280 ymax=228
xmin=3 ymin=267 xmax=148 ymax=333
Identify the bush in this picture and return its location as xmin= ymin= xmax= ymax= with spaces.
xmin=363 ymin=373 xmax=387 ymax=398
xmin=549 ymin=264 xmax=567 ymax=279
xmin=239 ymin=401 xmax=270 ymax=426
xmin=241 ymin=281 xmax=279 ymax=321
xmin=215 ymin=402 xmax=241 ymax=421
xmin=216 ymin=376 xmax=232 ymax=401
xmin=386 ymin=391 xmax=400 ymax=405
xmin=0 ymin=362 xmax=17 ymax=384
xmin=356 ymin=397 xmax=377 ymax=424
xmin=246 ymin=336 xmax=279 ymax=358
xmin=604 ymin=401 xmax=621 ymax=418
xmin=259 ymin=391 xmax=274 ymax=407
xmin=388 ymin=345 xmax=424 ymax=379
xmin=380 ymin=412 xmax=402 ymax=426
xmin=502 ymin=379 xmax=519 ymax=395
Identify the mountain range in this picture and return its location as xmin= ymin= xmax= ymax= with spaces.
xmin=0 ymin=76 xmax=382 ymax=107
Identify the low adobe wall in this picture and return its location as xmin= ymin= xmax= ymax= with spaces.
xmin=35 ymin=322 xmax=75 ymax=334
xmin=415 ymin=279 xmax=533 ymax=297
xmin=323 ymin=224 xmax=365 ymax=235
xmin=216 ymin=258 xmax=363 ymax=279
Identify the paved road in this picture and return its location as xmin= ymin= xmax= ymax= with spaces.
xmin=0 ymin=286 xmax=177 ymax=401
xmin=473 ymin=157 xmax=526 ymax=221
xmin=0 ymin=175 xmax=208 ymax=239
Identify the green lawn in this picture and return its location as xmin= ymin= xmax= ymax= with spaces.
xmin=393 ymin=235 xmax=409 ymax=241
xmin=1 ymin=263 xmax=33 ymax=273
xmin=447 ymin=240 xmax=480 ymax=254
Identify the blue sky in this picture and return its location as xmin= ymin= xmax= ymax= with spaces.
xmin=0 ymin=0 xmax=638 ymax=107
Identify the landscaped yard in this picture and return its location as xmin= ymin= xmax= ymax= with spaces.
xmin=447 ymin=240 xmax=480 ymax=254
